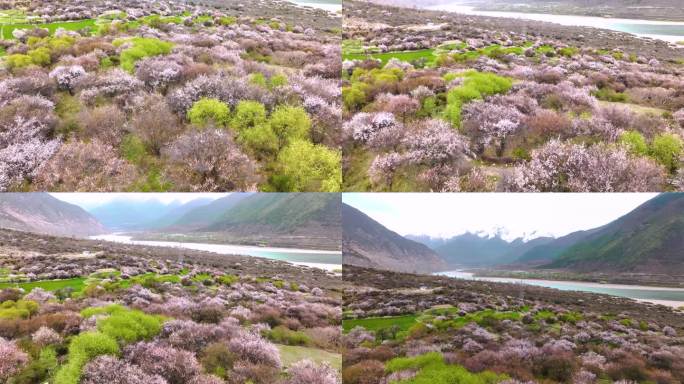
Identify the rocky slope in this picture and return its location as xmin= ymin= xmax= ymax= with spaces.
xmin=342 ymin=204 xmax=446 ymax=273
xmin=0 ymin=193 xmax=106 ymax=237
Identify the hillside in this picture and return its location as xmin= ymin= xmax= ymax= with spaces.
xmin=143 ymin=197 xmax=216 ymax=229
xmin=164 ymin=193 xmax=253 ymax=231
xmin=342 ymin=204 xmax=447 ymax=273
xmin=515 ymin=229 xmax=600 ymax=265
xmin=206 ymin=193 xmax=340 ymax=233
xmin=0 ymin=193 xmax=106 ymax=237
xmin=142 ymin=193 xmax=342 ymax=250
xmin=546 ymin=193 xmax=684 ymax=273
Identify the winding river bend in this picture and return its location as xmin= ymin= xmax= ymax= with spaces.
xmin=90 ymin=234 xmax=342 ymax=272
xmin=425 ymin=3 xmax=684 ymax=44
xmin=437 ymin=270 xmax=684 ymax=308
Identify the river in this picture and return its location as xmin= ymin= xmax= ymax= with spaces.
xmin=287 ymin=0 xmax=341 ymax=13
xmin=436 ymin=270 xmax=684 ymax=308
xmin=424 ymin=3 xmax=684 ymax=44
xmin=90 ymin=234 xmax=342 ymax=272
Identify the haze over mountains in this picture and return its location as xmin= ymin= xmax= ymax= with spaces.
xmin=0 ymin=193 xmax=341 ymax=250
xmin=346 ymin=193 xmax=684 ymax=275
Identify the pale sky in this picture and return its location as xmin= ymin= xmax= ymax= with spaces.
xmin=343 ymin=193 xmax=659 ymax=241
xmin=51 ymin=193 xmax=230 ymax=210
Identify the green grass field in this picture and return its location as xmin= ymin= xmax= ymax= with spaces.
xmin=0 ymin=277 xmax=87 ymax=292
xmin=343 ymin=49 xmax=436 ymax=66
xmin=1 ymin=19 xmax=97 ymax=39
xmin=342 ymin=314 xmax=418 ymax=332
xmin=277 ymin=345 xmax=342 ymax=370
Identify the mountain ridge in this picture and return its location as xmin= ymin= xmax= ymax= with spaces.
xmin=0 ymin=193 xmax=106 ymax=237
xmin=342 ymin=203 xmax=447 ymax=273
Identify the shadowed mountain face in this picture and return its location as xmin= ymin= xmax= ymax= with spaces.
xmin=0 ymin=193 xmax=106 ymax=237
xmin=342 ymin=204 xmax=447 ymax=273
xmin=545 ymin=193 xmax=684 ymax=274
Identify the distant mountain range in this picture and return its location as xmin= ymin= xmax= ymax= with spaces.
xmin=342 ymin=203 xmax=446 ymax=273
xmin=0 ymin=193 xmax=341 ymax=250
xmin=352 ymin=193 xmax=684 ymax=275
xmin=0 ymin=193 xmax=106 ymax=237
xmin=424 ymin=233 xmax=554 ymax=267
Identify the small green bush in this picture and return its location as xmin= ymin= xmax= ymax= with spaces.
xmin=650 ymin=133 xmax=682 ymax=172
xmin=120 ymin=134 xmax=147 ymax=165
xmin=27 ymin=47 xmax=51 ymax=66
xmin=231 ymin=100 xmax=268 ymax=132
xmin=81 ymin=304 xmax=164 ymax=343
xmin=53 ymin=332 xmax=119 ymax=384
xmin=217 ymin=274 xmax=239 ymax=286
xmin=620 ymin=131 xmax=648 ymax=156
xmin=275 ymin=140 xmax=341 ymax=192
xmin=592 ymin=87 xmax=628 ymax=102
xmin=188 ymin=98 xmax=231 ymax=127
xmin=237 ymin=123 xmax=278 ymax=158
xmin=9 ymin=347 xmax=58 ymax=384
xmin=444 ymin=71 xmax=512 ymax=127
xmin=269 ymin=106 xmax=311 ymax=149
xmin=119 ymin=37 xmax=173 ymax=72
xmin=218 ymin=16 xmax=237 ymax=26
xmin=266 ymin=326 xmax=312 ymax=346
xmin=386 ymin=352 xmax=507 ymax=384
xmin=0 ymin=300 xmax=39 ymax=319
xmin=5 ymin=54 xmax=34 ymax=71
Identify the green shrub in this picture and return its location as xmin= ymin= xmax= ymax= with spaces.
xmin=9 ymin=347 xmax=58 ymax=384
xmin=558 ymin=47 xmax=579 ymax=57
xmin=188 ymin=98 xmax=231 ymax=127
xmin=231 ymin=100 xmax=268 ymax=132
xmin=444 ymin=71 xmax=512 ymax=127
xmin=619 ymin=131 xmax=648 ymax=156
xmin=53 ymin=332 xmax=119 ymax=384
xmin=275 ymin=140 xmax=341 ymax=192
xmin=650 ymin=133 xmax=682 ymax=172
xmin=0 ymin=300 xmax=39 ymax=319
xmin=217 ymin=274 xmax=239 ymax=286
xmin=342 ymin=83 xmax=368 ymax=111
xmin=81 ymin=304 xmax=164 ymax=343
xmin=386 ymin=352 xmax=507 ymax=384
xmin=200 ymin=342 xmax=235 ymax=379
xmin=269 ymin=106 xmax=311 ymax=149
xmin=237 ymin=123 xmax=278 ymax=159
xmin=218 ymin=16 xmax=237 ymax=26
xmin=119 ymin=37 xmax=173 ymax=72
xmin=120 ymin=134 xmax=148 ymax=165
xmin=266 ymin=326 xmax=312 ymax=346
xmin=249 ymin=72 xmax=268 ymax=88
xmin=27 ymin=47 xmax=51 ymax=66
xmin=269 ymin=74 xmax=288 ymax=88
xmin=5 ymin=54 xmax=34 ymax=71
xmin=592 ymin=87 xmax=628 ymax=102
